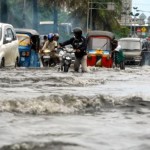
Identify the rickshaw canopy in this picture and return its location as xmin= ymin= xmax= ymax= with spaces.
xmin=87 ymin=30 xmax=115 ymax=39
xmin=87 ymin=30 xmax=115 ymax=51
xmin=15 ymin=28 xmax=39 ymax=36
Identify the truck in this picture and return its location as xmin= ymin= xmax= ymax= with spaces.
xmin=38 ymin=21 xmax=72 ymax=42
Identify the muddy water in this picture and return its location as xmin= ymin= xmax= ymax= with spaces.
xmin=0 ymin=66 xmax=150 ymax=150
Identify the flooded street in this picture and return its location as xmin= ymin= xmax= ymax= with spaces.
xmin=0 ymin=66 xmax=150 ymax=150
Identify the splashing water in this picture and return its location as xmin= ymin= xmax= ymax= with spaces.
xmin=0 ymin=66 xmax=150 ymax=150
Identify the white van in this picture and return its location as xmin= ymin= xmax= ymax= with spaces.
xmin=118 ymin=37 xmax=148 ymax=65
xmin=0 ymin=23 xmax=19 ymax=67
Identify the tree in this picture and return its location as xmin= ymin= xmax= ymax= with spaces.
xmin=1 ymin=0 xmax=8 ymax=23
xmin=64 ymin=0 xmax=122 ymax=32
xmin=39 ymin=0 xmax=68 ymax=33
xmin=2 ymin=0 xmax=123 ymax=36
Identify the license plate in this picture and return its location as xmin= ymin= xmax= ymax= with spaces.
xmin=43 ymin=56 xmax=50 ymax=59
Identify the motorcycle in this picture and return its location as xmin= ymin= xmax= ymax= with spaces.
xmin=41 ymin=48 xmax=59 ymax=67
xmin=58 ymin=46 xmax=75 ymax=72
xmin=41 ymin=49 xmax=51 ymax=67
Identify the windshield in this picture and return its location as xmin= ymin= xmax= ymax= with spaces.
xmin=88 ymin=37 xmax=110 ymax=50
xmin=0 ymin=28 xmax=2 ymax=41
xmin=119 ymin=40 xmax=141 ymax=50
xmin=16 ymin=34 xmax=30 ymax=46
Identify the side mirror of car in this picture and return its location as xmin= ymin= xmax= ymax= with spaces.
xmin=5 ymin=37 xmax=12 ymax=43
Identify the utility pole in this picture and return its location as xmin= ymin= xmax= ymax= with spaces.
xmin=33 ymin=0 xmax=39 ymax=31
xmin=23 ymin=0 xmax=26 ymax=28
xmin=53 ymin=0 xmax=58 ymax=33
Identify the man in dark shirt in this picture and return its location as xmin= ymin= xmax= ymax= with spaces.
xmin=60 ymin=27 xmax=88 ymax=72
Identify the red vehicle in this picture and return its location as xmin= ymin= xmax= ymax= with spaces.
xmin=86 ymin=30 xmax=114 ymax=68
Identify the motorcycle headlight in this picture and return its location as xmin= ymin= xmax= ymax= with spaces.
xmin=66 ymin=56 xmax=71 ymax=60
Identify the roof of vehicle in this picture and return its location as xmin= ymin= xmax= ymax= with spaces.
xmin=119 ymin=37 xmax=143 ymax=42
xmin=15 ymin=28 xmax=39 ymax=36
xmin=0 ymin=23 xmax=13 ymax=28
xmin=87 ymin=30 xmax=115 ymax=39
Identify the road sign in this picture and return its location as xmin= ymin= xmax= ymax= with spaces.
xmin=139 ymin=13 xmax=146 ymax=20
xmin=141 ymin=27 xmax=147 ymax=32
xmin=137 ymin=28 xmax=141 ymax=32
xmin=148 ymin=16 xmax=150 ymax=24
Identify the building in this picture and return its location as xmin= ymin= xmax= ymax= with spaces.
xmin=120 ymin=0 xmax=132 ymax=26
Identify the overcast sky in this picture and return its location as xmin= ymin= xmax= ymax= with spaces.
xmin=132 ymin=0 xmax=150 ymax=19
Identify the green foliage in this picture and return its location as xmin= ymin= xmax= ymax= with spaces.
xmin=1 ymin=0 xmax=123 ymax=34
xmin=113 ymin=26 xmax=130 ymax=39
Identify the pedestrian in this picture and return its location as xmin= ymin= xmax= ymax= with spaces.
xmin=111 ymin=39 xmax=125 ymax=69
xmin=59 ymin=27 xmax=88 ymax=72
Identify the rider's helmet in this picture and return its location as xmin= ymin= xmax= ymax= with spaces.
xmin=73 ymin=27 xmax=82 ymax=38
xmin=48 ymin=33 xmax=54 ymax=42
xmin=54 ymin=33 xmax=59 ymax=41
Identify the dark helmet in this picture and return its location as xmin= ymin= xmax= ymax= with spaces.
xmin=54 ymin=33 xmax=59 ymax=41
xmin=48 ymin=33 xmax=54 ymax=41
xmin=112 ymin=39 xmax=118 ymax=44
xmin=111 ymin=39 xmax=118 ymax=50
xmin=73 ymin=27 xmax=82 ymax=38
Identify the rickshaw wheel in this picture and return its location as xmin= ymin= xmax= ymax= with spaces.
xmin=15 ymin=57 xmax=19 ymax=67
xmin=0 ymin=58 xmax=5 ymax=68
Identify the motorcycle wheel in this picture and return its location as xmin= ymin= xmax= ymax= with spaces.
xmin=61 ymin=65 xmax=64 ymax=71
xmin=64 ymin=65 xmax=69 ymax=72
xmin=43 ymin=61 xmax=49 ymax=67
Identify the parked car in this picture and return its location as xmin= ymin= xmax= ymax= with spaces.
xmin=118 ymin=37 xmax=149 ymax=65
xmin=0 ymin=23 xmax=19 ymax=67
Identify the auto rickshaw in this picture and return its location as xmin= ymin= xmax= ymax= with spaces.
xmin=15 ymin=28 xmax=41 ymax=67
xmin=87 ymin=30 xmax=115 ymax=68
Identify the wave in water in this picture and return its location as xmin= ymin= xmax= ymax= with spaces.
xmin=0 ymin=95 xmax=150 ymax=115
xmin=0 ymin=141 xmax=88 ymax=150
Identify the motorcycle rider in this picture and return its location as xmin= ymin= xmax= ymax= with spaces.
xmin=59 ymin=27 xmax=88 ymax=72
xmin=42 ymin=33 xmax=60 ymax=66
xmin=54 ymin=33 xmax=59 ymax=43
xmin=43 ymin=35 xmax=48 ymax=46
xmin=53 ymin=33 xmax=60 ymax=50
